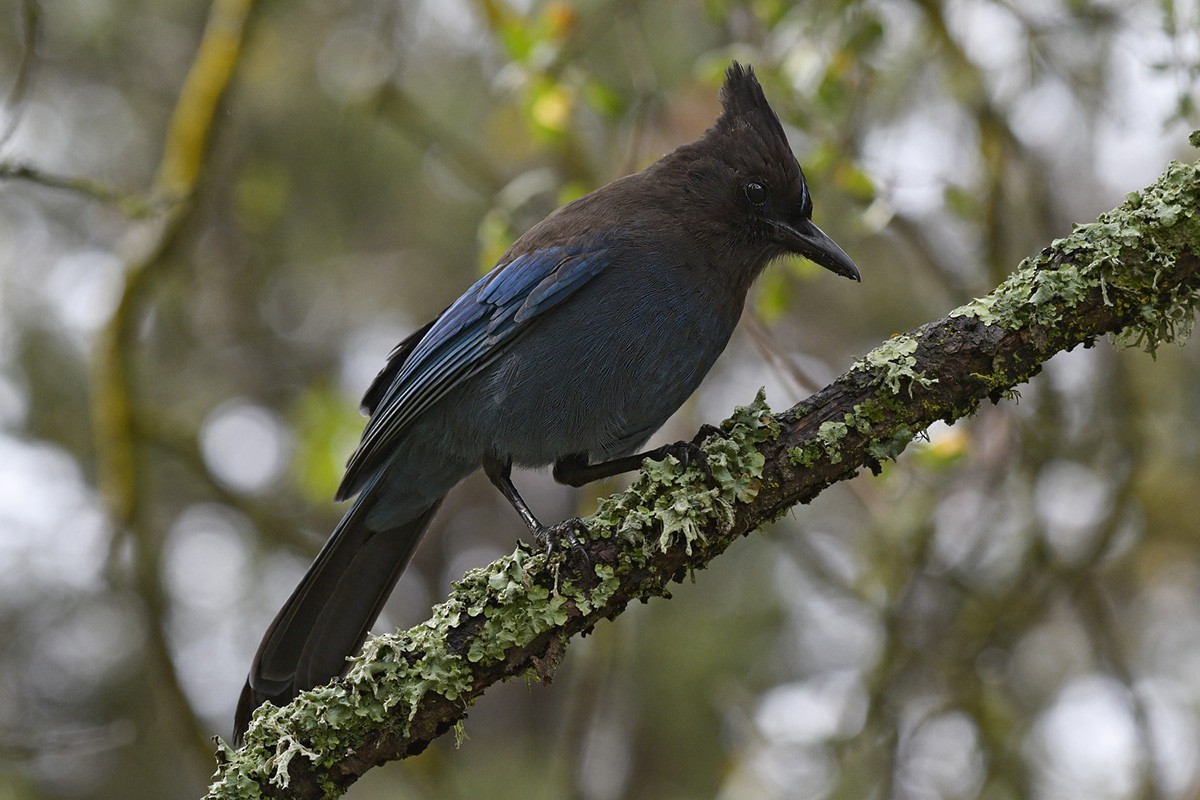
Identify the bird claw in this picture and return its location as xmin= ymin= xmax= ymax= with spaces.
xmin=692 ymin=424 xmax=722 ymax=446
xmin=533 ymin=518 xmax=591 ymax=567
xmin=650 ymin=437 xmax=715 ymax=484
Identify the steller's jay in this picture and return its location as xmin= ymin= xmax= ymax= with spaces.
xmin=234 ymin=62 xmax=858 ymax=742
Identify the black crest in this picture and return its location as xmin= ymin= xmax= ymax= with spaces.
xmin=710 ymin=62 xmax=803 ymax=192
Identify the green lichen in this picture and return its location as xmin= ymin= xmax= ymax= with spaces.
xmin=787 ymin=396 xmax=920 ymax=474
xmin=206 ymin=547 xmax=573 ymax=798
xmin=844 ymin=406 xmax=875 ymax=434
xmin=867 ymin=424 xmax=916 ymax=465
xmin=789 ymin=420 xmax=850 ymax=466
xmin=851 ymin=334 xmax=937 ymax=396
xmin=787 ymin=444 xmax=816 ymax=468
xmin=951 ymin=159 xmax=1200 ymax=355
xmin=952 ymin=262 xmax=1092 ymax=327
xmin=707 ymin=395 xmax=779 ymax=501
xmin=569 ymin=563 xmax=619 ymax=615
xmin=468 ymin=571 xmax=570 ymax=662
xmin=817 ymin=421 xmax=849 ymax=463
xmin=591 ymin=388 xmax=777 ymax=556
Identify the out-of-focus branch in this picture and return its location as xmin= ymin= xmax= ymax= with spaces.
xmin=0 ymin=160 xmax=158 ymax=215
xmin=136 ymin=412 xmax=327 ymax=556
xmin=0 ymin=0 xmax=40 ymax=151
xmin=208 ymin=155 xmax=1200 ymax=798
xmin=150 ymin=0 xmax=255 ymax=201
xmin=909 ymin=0 xmax=1064 ymax=286
xmin=373 ymin=86 xmax=506 ymax=195
xmin=0 ymin=1 xmax=158 ymax=215
xmin=90 ymin=0 xmax=259 ymax=777
xmin=1077 ymin=578 xmax=1166 ymax=800
xmin=741 ymin=310 xmax=822 ymax=397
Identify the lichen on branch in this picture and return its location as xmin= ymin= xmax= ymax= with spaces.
xmin=951 ymin=159 xmax=1200 ymax=354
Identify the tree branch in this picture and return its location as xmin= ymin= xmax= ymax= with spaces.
xmin=206 ymin=153 xmax=1200 ymax=799
xmin=88 ymin=0 xmax=260 ymax=779
xmin=0 ymin=0 xmax=41 ymax=152
xmin=0 ymin=160 xmax=157 ymax=215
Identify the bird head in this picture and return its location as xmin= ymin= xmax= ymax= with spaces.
xmin=700 ymin=62 xmax=860 ymax=282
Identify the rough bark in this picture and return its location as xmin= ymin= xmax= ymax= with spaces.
xmin=206 ymin=154 xmax=1200 ymax=799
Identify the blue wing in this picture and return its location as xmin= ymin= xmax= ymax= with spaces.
xmin=336 ymin=242 xmax=613 ymax=500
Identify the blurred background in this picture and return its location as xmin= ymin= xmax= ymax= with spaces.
xmin=1 ymin=0 xmax=1199 ymax=798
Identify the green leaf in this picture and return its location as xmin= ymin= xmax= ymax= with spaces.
xmin=289 ymin=383 xmax=363 ymax=501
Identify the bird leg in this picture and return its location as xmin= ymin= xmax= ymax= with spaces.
xmin=483 ymin=454 xmax=588 ymax=557
xmin=553 ymin=425 xmax=722 ymax=488
xmin=483 ymin=454 xmax=543 ymax=534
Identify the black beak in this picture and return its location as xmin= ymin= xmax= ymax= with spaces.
xmin=773 ymin=217 xmax=861 ymax=282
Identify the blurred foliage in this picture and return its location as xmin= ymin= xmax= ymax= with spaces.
xmin=0 ymin=0 xmax=1199 ymax=798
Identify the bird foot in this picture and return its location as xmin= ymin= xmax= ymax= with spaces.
xmin=533 ymin=518 xmax=591 ymax=567
xmin=648 ymin=437 xmax=715 ymax=483
xmin=692 ymin=424 xmax=722 ymax=446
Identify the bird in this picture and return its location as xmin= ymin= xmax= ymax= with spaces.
xmin=233 ymin=61 xmax=859 ymax=743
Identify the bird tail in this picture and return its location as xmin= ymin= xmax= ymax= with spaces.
xmin=233 ymin=495 xmax=442 ymax=744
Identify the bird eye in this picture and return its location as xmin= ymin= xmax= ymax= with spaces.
xmin=744 ymin=181 xmax=768 ymax=206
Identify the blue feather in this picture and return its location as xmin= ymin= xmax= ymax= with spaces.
xmin=338 ymin=242 xmax=614 ymax=498
xmin=516 ymin=251 xmax=608 ymax=322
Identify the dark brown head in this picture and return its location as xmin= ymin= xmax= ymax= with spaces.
xmin=669 ymin=62 xmax=860 ymax=282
